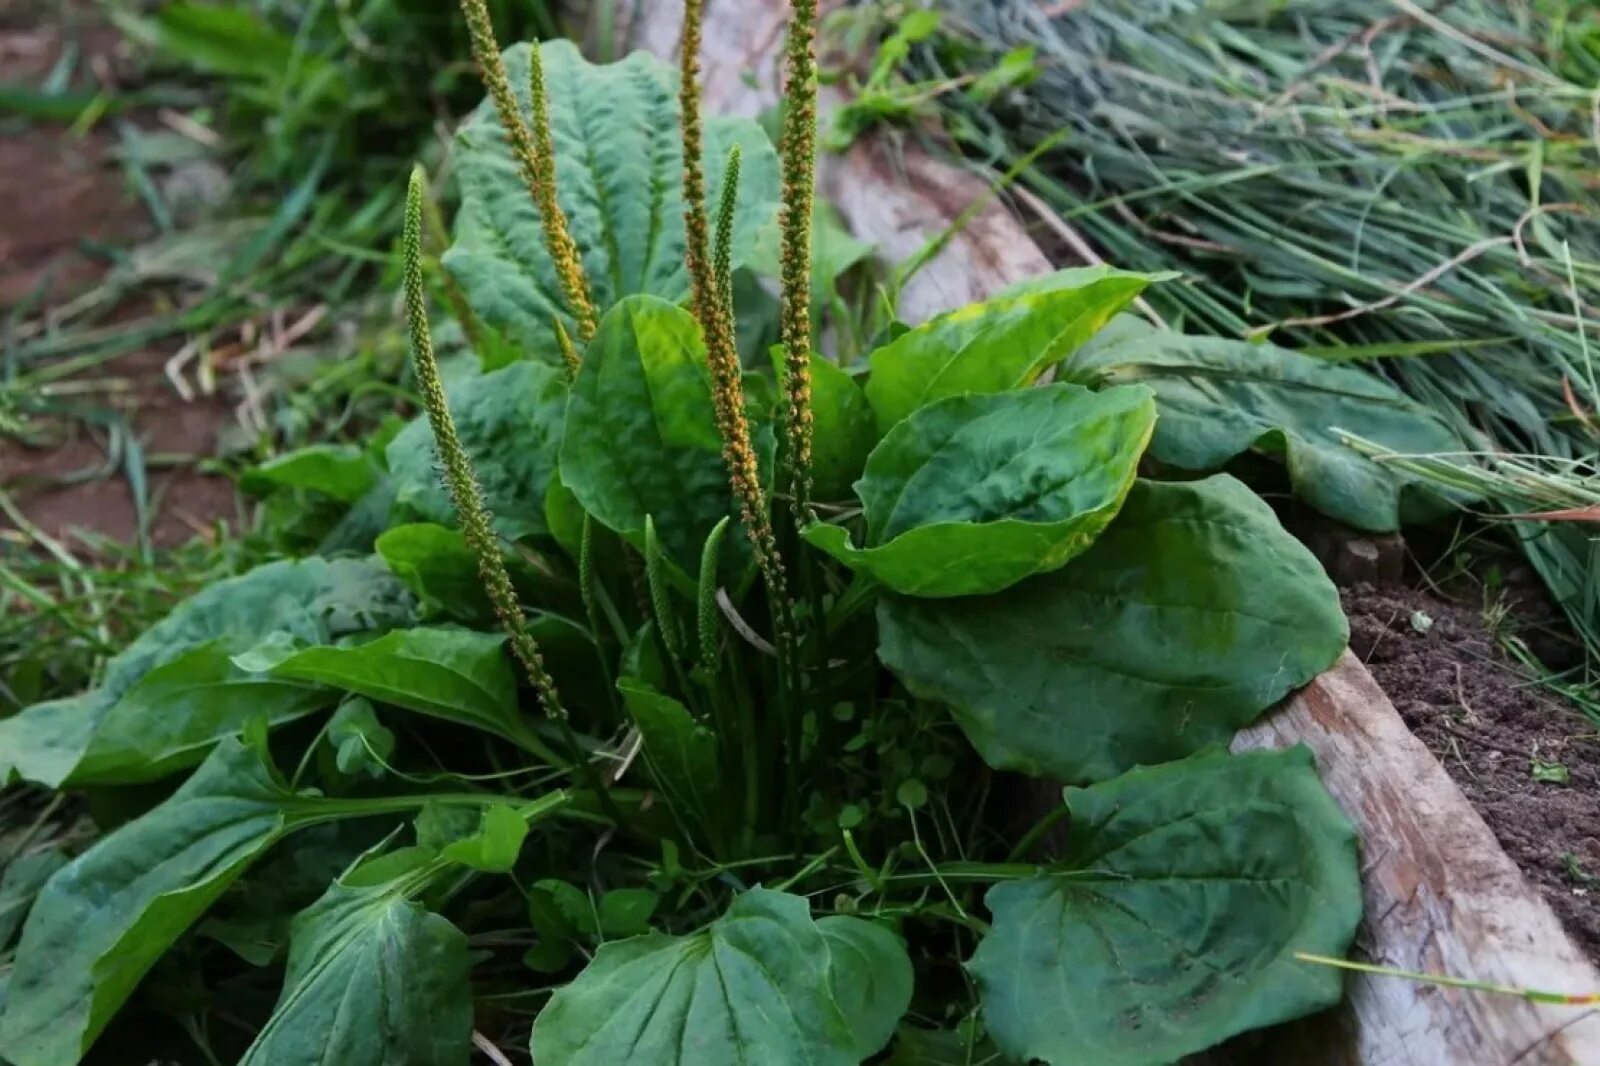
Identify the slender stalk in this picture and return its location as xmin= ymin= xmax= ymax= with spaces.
xmin=777 ymin=0 xmax=819 ymax=523
xmin=678 ymin=0 xmax=714 ymax=326
xmin=407 ymin=176 xmax=624 ymax=821
xmin=773 ymin=0 xmax=824 ymax=834
xmin=456 ymin=0 xmax=597 ymax=340
xmin=676 ymin=9 xmax=795 ymax=657
xmin=404 ymin=167 xmax=567 ymax=725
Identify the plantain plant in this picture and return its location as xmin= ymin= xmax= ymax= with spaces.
xmin=0 ymin=4 xmax=1367 ymax=1065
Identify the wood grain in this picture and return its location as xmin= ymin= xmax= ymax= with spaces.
xmin=623 ymin=0 xmax=1051 ymax=324
xmin=623 ymin=2 xmax=1600 ymax=1061
xmin=1224 ymin=655 xmax=1600 ymax=1065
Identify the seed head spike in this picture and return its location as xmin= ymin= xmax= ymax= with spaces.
xmin=404 ymin=166 xmax=569 ymax=722
xmin=554 ymin=317 xmax=581 ymax=380
xmin=679 ymin=0 xmax=714 ymax=326
xmin=457 ymin=0 xmax=597 ymax=342
xmin=777 ymin=0 xmax=820 ymax=523
xmin=713 ymin=144 xmax=741 ymax=326
xmin=677 ymin=3 xmax=794 ymax=649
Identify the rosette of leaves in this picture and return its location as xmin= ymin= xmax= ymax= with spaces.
xmin=0 ymin=20 xmax=1396 ymax=1066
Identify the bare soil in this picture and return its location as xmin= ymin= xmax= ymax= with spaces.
xmin=1343 ymin=580 xmax=1600 ymax=966
xmin=0 ymin=15 xmax=238 ymax=549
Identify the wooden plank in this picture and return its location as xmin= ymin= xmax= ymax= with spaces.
xmin=622 ymin=0 xmax=1051 ymax=323
xmin=1222 ymin=654 xmax=1600 ymax=1065
xmin=623 ymin=3 xmax=1600 ymax=1062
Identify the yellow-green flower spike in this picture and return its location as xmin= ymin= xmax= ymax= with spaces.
xmin=527 ymin=41 xmax=598 ymax=342
xmin=644 ymin=515 xmax=683 ymax=656
xmin=675 ymin=13 xmax=794 ymax=652
xmin=554 ymin=317 xmax=581 ymax=381
xmin=678 ymin=0 xmax=714 ymax=326
xmin=713 ymin=144 xmax=741 ymax=328
xmin=697 ymin=516 xmax=730 ymax=674
xmin=404 ymin=166 xmax=569 ymax=722
xmin=457 ymin=0 xmax=597 ymax=342
xmin=777 ymin=0 xmax=820 ymax=522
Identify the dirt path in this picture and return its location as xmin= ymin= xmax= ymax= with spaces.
xmin=1 ymin=13 xmax=237 ymax=551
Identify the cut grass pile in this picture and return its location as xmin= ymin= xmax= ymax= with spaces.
xmin=899 ymin=0 xmax=1600 ymax=678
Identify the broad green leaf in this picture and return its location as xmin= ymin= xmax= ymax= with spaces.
xmin=0 ymin=739 xmax=302 ymax=1066
xmin=525 ymin=611 xmax=615 ymax=719
xmin=445 ymin=41 xmax=779 ymax=358
xmin=805 ymin=384 xmax=1154 ymax=597
xmin=877 ymin=476 xmax=1347 ymax=783
xmin=414 ymin=801 xmax=482 ymax=854
xmin=617 ymin=679 xmax=719 ymax=832
xmin=544 ymin=475 xmax=587 ymax=558
xmin=311 ymin=477 xmax=397 ymax=556
xmin=70 ymin=641 xmax=331 ymax=785
xmin=438 ymin=803 xmax=528 ymax=873
xmin=377 ymin=522 xmax=494 ymax=621
xmin=0 ymin=698 xmax=99 ymax=794
xmin=530 ymin=878 xmax=596 ymax=938
xmin=326 ymin=698 xmax=394 ymax=778
xmin=561 ymin=295 xmax=766 ymax=578
xmin=1073 ymin=320 xmax=1465 ymax=531
xmin=242 ymin=626 xmax=530 ymax=748
xmin=598 ymin=888 xmax=660 ymax=937
xmin=970 ymin=747 xmax=1361 ymax=1065
xmin=203 ymin=822 xmax=392 ymax=969
xmin=375 ymin=523 xmax=552 ymax=626
xmin=0 ymin=851 xmax=66 ymax=951
xmin=241 ymin=443 xmax=379 ymax=503
xmin=386 ymin=359 xmax=569 ymax=541
xmin=0 ymin=558 xmax=414 ymax=788
xmin=620 ymin=621 xmax=670 ymax=693
xmin=237 ymin=872 xmax=472 ymax=1066
xmin=886 ymin=1027 xmax=1004 ymax=1065
xmin=750 ymin=202 xmax=874 ymax=321
xmin=863 ymin=267 xmax=1154 ymax=435
xmin=818 ymin=917 xmax=914 ymax=1059
xmin=531 ymin=888 xmax=911 ymax=1065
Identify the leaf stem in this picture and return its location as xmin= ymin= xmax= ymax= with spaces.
xmin=1006 ymin=802 xmax=1069 ymax=863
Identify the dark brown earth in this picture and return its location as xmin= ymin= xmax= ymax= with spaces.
xmin=0 ymin=14 xmax=238 ymax=549
xmin=1343 ymin=580 xmax=1600 ymax=966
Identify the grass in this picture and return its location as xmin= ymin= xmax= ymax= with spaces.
xmin=0 ymin=1 xmax=575 ymax=711
xmin=897 ymin=0 xmax=1600 ymax=682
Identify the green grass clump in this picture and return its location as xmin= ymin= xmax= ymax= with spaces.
xmin=902 ymin=0 xmax=1600 ymax=673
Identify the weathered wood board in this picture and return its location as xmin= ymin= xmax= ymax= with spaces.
xmin=622 ymin=2 xmax=1600 ymax=1062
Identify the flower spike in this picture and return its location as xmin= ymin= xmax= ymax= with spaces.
xmin=554 ymin=318 xmax=581 ymax=380
xmin=678 ymin=0 xmax=714 ymax=326
xmin=777 ymin=0 xmax=820 ymax=521
xmin=713 ymin=143 xmax=741 ymax=326
xmin=457 ymin=0 xmax=597 ymax=341
xmin=403 ymin=166 xmax=568 ymax=723
xmin=678 ymin=5 xmax=794 ymax=648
